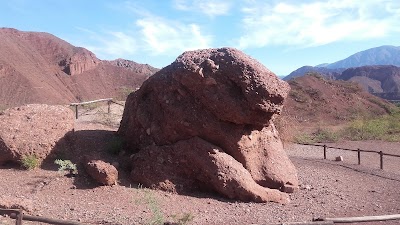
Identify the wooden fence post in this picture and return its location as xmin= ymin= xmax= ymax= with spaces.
xmin=379 ymin=151 xmax=383 ymax=169
xmin=75 ymin=105 xmax=78 ymax=119
xmin=323 ymin=145 xmax=327 ymax=159
xmin=357 ymin=148 xmax=361 ymax=165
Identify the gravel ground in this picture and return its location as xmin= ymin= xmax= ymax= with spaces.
xmin=1 ymin=142 xmax=399 ymax=225
xmin=1 ymin=118 xmax=399 ymax=225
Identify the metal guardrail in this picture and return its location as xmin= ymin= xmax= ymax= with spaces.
xmin=298 ymin=143 xmax=400 ymax=170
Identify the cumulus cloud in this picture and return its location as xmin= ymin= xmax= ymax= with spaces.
xmin=237 ymin=0 xmax=400 ymax=49
xmin=136 ymin=17 xmax=212 ymax=55
xmin=173 ymin=0 xmax=232 ymax=17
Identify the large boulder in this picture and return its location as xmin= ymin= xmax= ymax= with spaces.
xmin=118 ymin=48 xmax=298 ymax=203
xmin=0 ymin=104 xmax=74 ymax=165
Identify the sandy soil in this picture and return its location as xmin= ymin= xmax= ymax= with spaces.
xmin=1 ymin=108 xmax=399 ymax=225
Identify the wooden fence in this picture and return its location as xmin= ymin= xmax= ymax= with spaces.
xmin=299 ymin=143 xmax=400 ymax=170
xmin=0 ymin=208 xmax=85 ymax=225
xmin=2 ymin=208 xmax=399 ymax=225
xmin=70 ymin=98 xmax=124 ymax=119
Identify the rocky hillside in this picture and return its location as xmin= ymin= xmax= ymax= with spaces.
xmin=0 ymin=28 xmax=158 ymax=107
xmin=284 ymin=46 xmax=400 ymax=100
xmin=338 ymin=65 xmax=400 ymax=100
xmin=282 ymin=74 xmax=395 ymax=126
xmin=284 ymin=66 xmax=344 ymax=80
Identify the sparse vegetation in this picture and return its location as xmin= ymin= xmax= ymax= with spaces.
xmin=289 ymin=90 xmax=308 ymax=103
xmin=133 ymin=186 xmax=194 ymax=225
xmin=305 ymin=72 xmax=324 ymax=79
xmin=367 ymin=96 xmax=398 ymax=114
xmin=20 ymin=154 xmax=40 ymax=170
xmin=294 ymin=128 xmax=338 ymax=144
xmin=172 ymin=213 xmax=194 ymax=225
xmin=293 ymin=110 xmax=400 ymax=143
xmin=54 ymin=159 xmax=78 ymax=175
xmin=340 ymin=111 xmax=400 ymax=142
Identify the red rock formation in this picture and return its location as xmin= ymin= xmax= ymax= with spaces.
xmin=0 ymin=104 xmax=74 ymax=165
xmin=118 ymin=48 xmax=298 ymax=203
xmin=61 ymin=48 xmax=100 ymax=75
xmin=85 ymin=160 xmax=118 ymax=185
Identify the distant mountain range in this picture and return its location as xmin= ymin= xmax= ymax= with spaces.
xmin=0 ymin=28 xmax=158 ymax=107
xmin=284 ymin=45 xmax=400 ymax=100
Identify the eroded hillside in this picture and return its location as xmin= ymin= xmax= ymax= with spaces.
xmin=0 ymin=28 xmax=158 ymax=107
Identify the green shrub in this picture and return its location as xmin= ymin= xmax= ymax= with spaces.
xmin=54 ymin=159 xmax=78 ymax=174
xmin=20 ymin=155 xmax=40 ymax=170
xmin=133 ymin=186 xmax=194 ymax=225
xmin=340 ymin=112 xmax=400 ymax=141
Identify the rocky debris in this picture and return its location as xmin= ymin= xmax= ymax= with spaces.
xmin=0 ymin=104 xmax=74 ymax=165
xmin=0 ymin=196 xmax=34 ymax=213
xmin=85 ymin=160 xmax=118 ymax=185
xmin=118 ymin=48 xmax=298 ymax=203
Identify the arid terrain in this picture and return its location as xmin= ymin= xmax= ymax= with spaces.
xmin=0 ymin=103 xmax=399 ymax=225
xmin=0 ymin=29 xmax=399 ymax=225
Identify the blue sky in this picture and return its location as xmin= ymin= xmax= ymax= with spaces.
xmin=1 ymin=0 xmax=400 ymax=75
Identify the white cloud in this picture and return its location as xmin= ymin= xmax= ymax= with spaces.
xmin=75 ymin=27 xmax=138 ymax=59
xmin=237 ymin=0 xmax=400 ymax=49
xmin=75 ymin=14 xmax=212 ymax=60
xmin=173 ymin=0 xmax=232 ymax=17
xmin=136 ymin=17 xmax=212 ymax=55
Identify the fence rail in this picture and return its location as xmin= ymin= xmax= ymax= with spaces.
xmin=0 ymin=208 xmax=86 ymax=225
xmin=298 ymin=143 xmax=400 ymax=169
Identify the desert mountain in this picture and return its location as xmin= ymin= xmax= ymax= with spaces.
xmin=338 ymin=65 xmax=400 ymax=100
xmin=284 ymin=66 xmax=345 ymax=80
xmin=323 ymin=45 xmax=400 ymax=69
xmin=282 ymin=74 xmax=394 ymax=127
xmin=285 ymin=45 xmax=400 ymax=80
xmin=0 ymin=28 xmax=158 ymax=108
xmin=283 ymin=46 xmax=400 ymax=100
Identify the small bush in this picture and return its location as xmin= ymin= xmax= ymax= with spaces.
xmin=54 ymin=159 xmax=78 ymax=175
xmin=20 ymin=155 xmax=40 ymax=170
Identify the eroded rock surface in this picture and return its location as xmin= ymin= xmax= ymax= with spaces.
xmin=118 ymin=48 xmax=298 ymax=203
xmin=0 ymin=104 xmax=74 ymax=165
